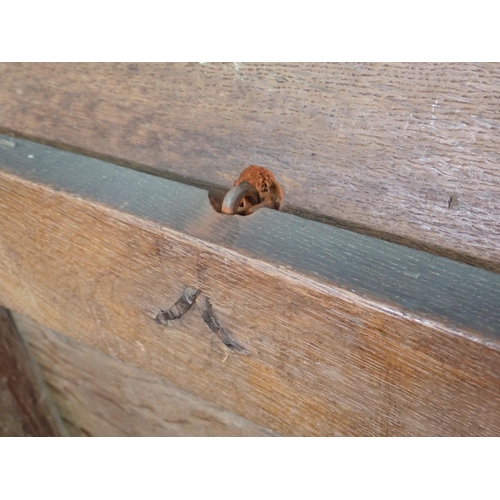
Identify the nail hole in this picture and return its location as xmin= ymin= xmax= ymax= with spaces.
xmin=448 ymin=194 xmax=458 ymax=209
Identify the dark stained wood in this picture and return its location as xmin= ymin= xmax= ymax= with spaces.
xmin=12 ymin=312 xmax=279 ymax=437
xmin=0 ymin=307 xmax=67 ymax=436
xmin=0 ymin=63 xmax=499 ymax=270
xmin=0 ymin=381 xmax=27 ymax=436
xmin=1 ymin=139 xmax=499 ymax=436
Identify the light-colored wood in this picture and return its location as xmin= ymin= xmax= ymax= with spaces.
xmin=0 ymin=307 xmax=66 ymax=436
xmin=12 ymin=313 xmax=278 ymax=437
xmin=1 ymin=142 xmax=500 ymax=436
xmin=1 ymin=63 xmax=500 ymax=270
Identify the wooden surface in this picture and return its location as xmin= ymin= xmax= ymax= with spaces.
xmin=0 ymin=63 xmax=499 ymax=271
xmin=1 ymin=136 xmax=499 ymax=336
xmin=1 ymin=139 xmax=500 ymax=436
xmin=12 ymin=313 xmax=278 ymax=437
xmin=0 ymin=382 xmax=27 ymax=436
xmin=0 ymin=307 xmax=66 ymax=436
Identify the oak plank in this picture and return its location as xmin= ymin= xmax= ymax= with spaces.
xmin=1 ymin=139 xmax=500 ymax=435
xmin=1 ymin=136 xmax=498 ymax=336
xmin=12 ymin=313 xmax=278 ymax=437
xmin=0 ymin=307 xmax=67 ymax=436
xmin=1 ymin=63 xmax=500 ymax=270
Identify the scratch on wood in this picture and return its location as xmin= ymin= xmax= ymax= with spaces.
xmin=0 ymin=138 xmax=16 ymax=148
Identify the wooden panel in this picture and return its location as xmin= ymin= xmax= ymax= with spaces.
xmin=12 ymin=313 xmax=278 ymax=437
xmin=0 ymin=307 xmax=66 ymax=436
xmin=1 ymin=139 xmax=500 ymax=436
xmin=0 ymin=63 xmax=499 ymax=270
xmin=0 ymin=382 xmax=26 ymax=436
xmin=1 ymin=136 xmax=498 ymax=336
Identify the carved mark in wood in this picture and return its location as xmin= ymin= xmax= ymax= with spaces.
xmin=155 ymin=287 xmax=200 ymax=321
xmin=155 ymin=288 xmax=246 ymax=355
xmin=198 ymin=295 xmax=245 ymax=353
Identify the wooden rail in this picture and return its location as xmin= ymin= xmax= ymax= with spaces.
xmin=1 ymin=63 xmax=499 ymax=271
xmin=1 ymin=136 xmax=499 ymax=436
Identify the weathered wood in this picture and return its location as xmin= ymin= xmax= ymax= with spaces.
xmin=0 ymin=307 xmax=66 ymax=436
xmin=0 ymin=381 xmax=27 ymax=436
xmin=1 ymin=63 xmax=499 ymax=271
xmin=1 ymin=136 xmax=499 ymax=336
xmin=1 ymin=139 xmax=500 ymax=436
xmin=12 ymin=313 xmax=278 ymax=437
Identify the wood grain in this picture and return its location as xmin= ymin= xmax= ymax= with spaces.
xmin=0 ymin=381 xmax=27 ymax=436
xmin=12 ymin=313 xmax=278 ymax=437
xmin=0 ymin=63 xmax=499 ymax=270
xmin=0 ymin=307 xmax=67 ymax=436
xmin=1 ymin=140 xmax=500 ymax=436
xmin=1 ymin=136 xmax=499 ymax=336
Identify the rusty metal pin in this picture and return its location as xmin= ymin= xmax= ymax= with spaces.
xmin=221 ymin=181 xmax=261 ymax=215
xmin=221 ymin=166 xmax=284 ymax=216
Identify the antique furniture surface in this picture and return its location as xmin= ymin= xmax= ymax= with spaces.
xmin=0 ymin=63 xmax=499 ymax=436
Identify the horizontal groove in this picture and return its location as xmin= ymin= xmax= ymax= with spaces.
xmin=1 ymin=133 xmax=499 ymax=339
xmin=1 ymin=127 xmax=498 ymax=274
